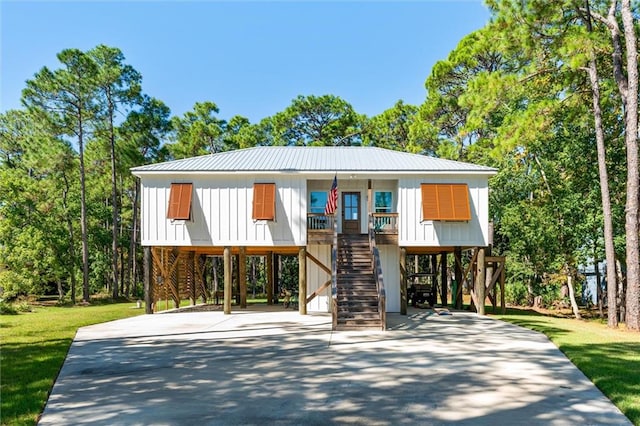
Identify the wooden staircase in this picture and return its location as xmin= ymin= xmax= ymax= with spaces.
xmin=336 ymin=234 xmax=383 ymax=330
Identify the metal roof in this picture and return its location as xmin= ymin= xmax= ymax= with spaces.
xmin=131 ymin=146 xmax=497 ymax=174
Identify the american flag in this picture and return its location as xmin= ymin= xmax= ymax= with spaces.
xmin=324 ymin=175 xmax=338 ymax=215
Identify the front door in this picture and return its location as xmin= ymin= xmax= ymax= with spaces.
xmin=342 ymin=192 xmax=360 ymax=234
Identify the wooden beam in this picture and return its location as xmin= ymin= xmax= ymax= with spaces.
xmin=454 ymin=247 xmax=463 ymax=309
xmin=266 ymin=253 xmax=274 ymax=305
xmin=440 ymin=252 xmax=447 ymax=307
xmin=405 ymin=246 xmax=456 ymax=255
xmin=299 ymin=247 xmax=307 ymax=315
xmin=223 ymin=246 xmax=232 ymax=315
xmin=400 ymin=247 xmax=407 ymax=315
xmin=367 ymin=179 xmax=372 ymax=215
xmin=187 ymin=251 xmax=196 ymax=306
xmin=306 ymin=279 xmax=331 ymax=304
xmin=184 ymin=246 xmax=301 ymax=256
xmin=306 ymin=251 xmax=331 ymax=275
xmin=239 ymin=247 xmax=247 ymax=309
xmin=234 ymin=254 xmax=240 ymax=305
xmin=475 ymin=247 xmax=486 ymax=315
xmin=143 ymin=246 xmax=153 ymax=314
xmin=169 ymin=250 xmax=180 ymax=309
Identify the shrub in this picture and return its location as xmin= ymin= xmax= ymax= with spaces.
xmin=0 ymin=299 xmax=17 ymax=315
xmin=505 ymin=281 xmax=529 ymax=306
xmin=0 ymin=270 xmax=32 ymax=301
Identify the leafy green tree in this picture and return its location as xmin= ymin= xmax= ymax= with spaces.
xmin=270 ymin=95 xmax=363 ymax=146
xmin=89 ymin=44 xmax=142 ymax=298
xmin=0 ymin=110 xmax=80 ymax=300
xmin=167 ymin=101 xmax=226 ymax=158
xmin=22 ymin=48 xmax=99 ymax=302
xmin=362 ymin=100 xmax=430 ymax=153
xmin=120 ymin=96 xmax=172 ymax=295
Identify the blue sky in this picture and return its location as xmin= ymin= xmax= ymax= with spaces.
xmin=1 ymin=1 xmax=490 ymax=123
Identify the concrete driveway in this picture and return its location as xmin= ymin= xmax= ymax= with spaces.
xmin=39 ymin=307 xmax=630 ymax=425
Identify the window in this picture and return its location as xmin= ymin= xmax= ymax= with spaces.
xmin=167 ymin=183 xmax=193 ymax=220
xmin=253 ymin=183 xmax=276 ymax=220
xmin=421 ymin=183 xmax=471 ymax=221
xmin=374 ymin=191 xmax=392 ymax=213
xmin=309 ymin=191 xmax=328 ymax=213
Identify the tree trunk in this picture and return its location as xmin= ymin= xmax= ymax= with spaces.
xmin=617 ymin=258 xmax=626 ymax=323
xmin=567 ymin=266 xmax=582 ymax=320
xmin=130 ymin=178 xmax=140 ymax=298
xmin=62 ymin=171 xmax=77 ymax=304
xmin=584 ymin=2 xmax=618 ymax=327
xmin=108 ymin=94 xmax=120 ymax=299
xmin=212 ymin=256 xmax=219 ymax=293
xmin=621 ymin=0 xmax=639 ymax=331
xmin=595 ymin=256 xmax=603 ymax=318
xmin=79 ymin=113 xmax=90 ymax=303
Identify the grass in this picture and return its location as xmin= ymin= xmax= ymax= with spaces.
xmin=0 ymin=301 xmax=145 ymax=426
xmin=492 ymin=308 xmax=640 ymax=425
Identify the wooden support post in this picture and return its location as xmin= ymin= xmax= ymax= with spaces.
xmin=170 ymin=249 xmax=180 ymax=309
xmin=454 ymin=247 xmax=463 ymax=309
xmin=440 ymin=252 xmax=447 ymax=307
xmin=187 ymin=251 xmax=196 ymax=306
xmin=367 ymin=179 xmax=373 ymax=216
xmin=143 ymin=246 xmax=153 ymax=314
xmin=233 ymin=254 xmax=240 ymax=305
xmin=223 ymin=246 xmax=232 ymax=315
xmin=400 ymin=247 xmax=407 ymax=315
xmin=239 ymin=247 xmax=247 ymax=308
xmin=476 ymin=247 xmax=486 ymax=315
xmin=266 ymin=253 xmax=274 ymax=305
xmin=299 ymin=247 xmax=307 ymax=315
xmin=431 ymin=254 xmax=438 ymax=306
xmin=275 ymin=254 xmax=280 ymax=303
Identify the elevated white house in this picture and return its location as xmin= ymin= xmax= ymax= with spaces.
xmin=131 ymin=146 xmax=497 ymax=329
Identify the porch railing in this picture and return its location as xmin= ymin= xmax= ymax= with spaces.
xmin=307 ymin=213 xmax=336 ymax=231
xmin=371 ymin=212 xmax=398 ymax=234
xmin=368 ymin=215 xmax=387 ymax=330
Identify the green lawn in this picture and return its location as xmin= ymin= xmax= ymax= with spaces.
xmin=493 ymin=309 xmax=640 ymax=425
xmin=1 ymin=301 xmax=145 ymax=426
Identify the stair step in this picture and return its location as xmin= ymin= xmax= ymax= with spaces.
xmin=335 ymin=234 xmax=383 ymax=331
xmin=337 ymin=311 xmax=380 ymax=317
xmin=338 ymin=308 xmax=379 ymax=314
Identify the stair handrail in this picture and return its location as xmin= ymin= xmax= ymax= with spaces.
xmin=331 ymin=213 xmax=338 ymax=330
xmin=368 ymin=214 xmax=386 ymax=330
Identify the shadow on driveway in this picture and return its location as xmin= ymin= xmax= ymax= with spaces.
xmin=38 ymin=308 xmax=630 ymax=425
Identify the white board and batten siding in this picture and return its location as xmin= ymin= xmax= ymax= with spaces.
xmin=141 ymin=174 xmax=307 ymax=247
xmin=306 ymin=245 xmax=332 ymax=313
xmin=398 ymin=176 xmax=490 ymax=247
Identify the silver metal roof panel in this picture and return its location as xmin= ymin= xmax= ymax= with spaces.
xmin=131 ymin=146 xmax=497 ymax=174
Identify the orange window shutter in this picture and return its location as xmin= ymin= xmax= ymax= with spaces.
xmin=451 ymin=184 xmax=471 ymax=220
xmin=421 ymin=183 xmax=471 ymax=221
xmin=253 ymin=183 xmax=276 ymax=220
xmin=437 ymin=185 xmax=455 ymax=220
xmin=167 ymin=183 xmax=193 ymax=220
xmin=421 ymin=184 xmax=439 ymax=220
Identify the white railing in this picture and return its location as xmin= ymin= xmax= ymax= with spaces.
xmin=307 ymin=213 xmax=336 ymax=231
xmin=371 ymin=213 xmax=398 ymax=234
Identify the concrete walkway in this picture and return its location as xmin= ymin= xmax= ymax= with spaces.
xmin=39 ymin=307 xmax=630 ymax=426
